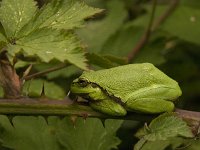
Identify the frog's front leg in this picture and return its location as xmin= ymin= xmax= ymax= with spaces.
xmin=125 ymin=85 xmax=178 ymax=114
xmin=90 ymin=99 xmax=127 ymax=116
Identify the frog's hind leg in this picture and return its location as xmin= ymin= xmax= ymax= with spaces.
xmin=90 ymin=100 xmax=127 ymax=116
xmin=125 ymin=85 xmax=178 ymax=114
xmin=125 ymin=98 xmax=174 ymax=114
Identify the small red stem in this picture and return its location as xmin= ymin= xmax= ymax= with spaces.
xmin=23 ymin=63 xmax=69 ymax=81
xmin=128 ymin=0 xmax=179 ymax=62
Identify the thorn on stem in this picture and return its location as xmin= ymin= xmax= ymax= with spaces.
xmin=70 ymin=115 xmax=78 ymax=128
xmin=22 ymin=64 xmax=33 ymax=79
xmin=100 ymin=119 xmax=106 ymax=127
xmin=40 ymin=82 xmax=46 ymax=98
xmin=82 ymin=113 xmax=89 ymax=122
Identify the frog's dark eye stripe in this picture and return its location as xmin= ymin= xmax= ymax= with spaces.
xmin=78 ymin=79 xmax=88 ymax=87
xmin=91 ymin=83 xmax=98 ymax=88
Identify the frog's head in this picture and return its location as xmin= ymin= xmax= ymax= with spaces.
xmin=70 ymin=77 xmax=101 ymax=98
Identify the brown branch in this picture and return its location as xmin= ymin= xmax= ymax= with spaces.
xmin=0 ymin=98 xmax=102 ymax=117
xmin=0 ymin=98 xmax=156 ymax=121
xmin=0 ymin=97 xmax=200 ymax=125
xmin=23 ymin=63 xmax=69 ymax=81
xmin=127 ymin=0 xmax=157 ymax=62
xmin=175 ymin=108 xmax=200 ymax=135
xmin=0 ymin=51 xmax=21 ymax=98
xmin=128 ymin=0 xmax=179 ymax=62
xmin=151 ymin=0 xmax=180 ymax=31
xmin=175 ymin=108 xmax=200 ymax=122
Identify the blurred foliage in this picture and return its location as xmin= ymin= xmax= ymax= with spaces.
xmin=0 ymin=115 xmax=122 ymax=150
xmin=79 ymin=0 xmax=200 ymax=149
xmin=134 ymin=113 xmax=194 ymax=150
xmin=0 ymin=0 xmax=200 ymax=150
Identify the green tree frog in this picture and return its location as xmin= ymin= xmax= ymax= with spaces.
xmin=70 ymin=63 xmax=182 ymax=116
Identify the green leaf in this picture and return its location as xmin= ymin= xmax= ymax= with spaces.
xmin=48 ymin=117 xmax=123 ymax=150
xmin=103 ymin=55 xmax=128 ymax=65
xmin=133 ymin=35 xmax=166 ymax=65
xmin=138 ymin=137 xmax=186 ymax=150
xmin=77 ymin=0 xmax=127 ymax=53
xmin=146 ymin=113 xmax=194 ymax=140
xmin=44 ymin=81 xmax=65 ymax=99
xmin=0 ymin=115 xmax=60 ymax=150
xmin=101 ymin=20 xmax=166 ymax=65
xmin=180 ymin=0 xmax=200 ymax=8
xmin=0 ymin=0 xmax=102 ymax=70
xmin=161 ymin=6 xmax=200 ymax=45
xmin=101 ymin=26 xmax=144 ymax=57
xmin=87 ymin=53 xmax=119 ymax=69
xmin=8 ymin=28 xmax=87 ymax=69
xmin=23 ymin=79 xmax=65 ymax=99
xmin=130 ymin=5 xmax=200 ymax=45
xmin=0 ymin=116 xmax=122 ymax=150
xmin=19 ymin=0 xmax=102 ymax=37
xmin=0 ymin=0 xmax=37 ymax=38
xmin=22 ymin=79 xmax=44 ymax=97
xmin=135 ymin=113 xmax=194 ymax=150
xmin=46 ymin=65 xmax=80 ymax=79
xmin=33 ymin=63 xmax=81 ymax=79
xmin=87 ymin=53 xmax=127 ymax=69
xmin=40 ymin=0 xmax=102 ymax=30
xmin=15 ymin=60 xmax=33 ymax=68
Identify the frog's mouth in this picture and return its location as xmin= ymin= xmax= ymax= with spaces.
xmin=77 ymin=93 xmax=92 ymax=100
xmin=68 ymin=90 xmax=92 ymax=104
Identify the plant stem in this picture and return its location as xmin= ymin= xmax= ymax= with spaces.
xmin=0 ymin=98 xmax=200 ymax=125
xmin=128 ymin=0 xmax=179 ymax=62
xmin=23 ymin=63 xmax=69 ymax=81
xmin=128 ymin=0 xmax=157 ymax=62
xmin=0 ymin=51 xmax=21 ymax=98
xmin=0 ymin=98 xmax=102 ymax=117
xmin=151 ymin=0 xmax=180 ymax=31
xmin=175 ymin=108 xmax=200 ymax=122
xmin=175 ymin=108 xmax=200 ymax=135
xmin=0 ymin=98 xmax=156 ymax=121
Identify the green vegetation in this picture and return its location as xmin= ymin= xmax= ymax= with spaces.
xmin=0 ymin=0 xmax=200 ymax=149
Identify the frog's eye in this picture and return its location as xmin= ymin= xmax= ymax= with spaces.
xmin=78 ymin=79 xmax=88 ymax=87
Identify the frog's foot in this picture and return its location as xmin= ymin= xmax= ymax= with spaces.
xmin=90 ymin=100 xmax=127 ymax=116
xmin=126 ymin=98 xmax=174 ymax=114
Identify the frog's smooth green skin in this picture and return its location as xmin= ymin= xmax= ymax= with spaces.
xmin=70 ymin=63 xmax=182 ymax=116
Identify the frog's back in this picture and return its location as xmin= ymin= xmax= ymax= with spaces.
xmin=81 ymin=63 xmax=181 ymax=102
